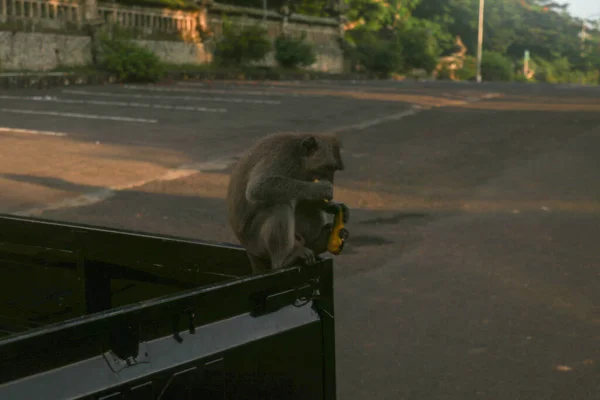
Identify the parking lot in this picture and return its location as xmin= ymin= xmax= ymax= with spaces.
xmin=0 ymin=81 xmax=424 ymax=214
xmin=1 ymin=80 xmax=599 ymax=399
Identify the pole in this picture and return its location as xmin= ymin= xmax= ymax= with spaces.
xmin=262 ymin=0 xmax=267 ymax=22
xmin=476 ymin=0 xmax=485 ymax=83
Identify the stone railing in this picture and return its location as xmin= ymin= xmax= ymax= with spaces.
xmin=1 ymin=0 xmax=344 ymax=71
xmin=206 ymin=2 xmax=341 ymax=46
xmin=0 ymin=0 xmax=83 ymax=28
xmin=0 ymin=0 xmax=200 ymax=38
xmin=96 ymin=3 xmax=199 ymax=38
xmin=1 ymin=0 xmax=342 ymax=43
xmin=1 ymin=0 xmax=343 ymax=43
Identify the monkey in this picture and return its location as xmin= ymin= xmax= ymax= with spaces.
xmin=227 ymin=132 xmax=350 ymax=273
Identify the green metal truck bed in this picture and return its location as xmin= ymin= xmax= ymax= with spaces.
xmin=0 ymin=214 xmax=336 ymax=400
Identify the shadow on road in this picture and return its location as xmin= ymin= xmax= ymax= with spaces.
xmin=0 ymin=173 xmax=103 ymax=193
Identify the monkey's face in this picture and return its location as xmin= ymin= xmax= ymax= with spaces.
xmin=301 ymin=135 xmax=344 ymax=184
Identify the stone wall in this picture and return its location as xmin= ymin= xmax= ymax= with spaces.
xmin=0 ymin=2 xmax=343 ymax=72
xmin=0 ymin=32 xmax=210 ymax=70
xmin=136 ymin=39 xmax=211 ymax=65
xmin=0 ymin=32 xmax=92 ymax=71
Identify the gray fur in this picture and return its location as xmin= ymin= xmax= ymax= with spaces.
xmin=227 ymin=132 xmax=349 ymax=273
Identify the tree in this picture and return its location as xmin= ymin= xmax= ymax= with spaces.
xmin=412 ymin=0 xmax=599 ymax=82
xmin=343 ymin=0 xmax=422 ymax=33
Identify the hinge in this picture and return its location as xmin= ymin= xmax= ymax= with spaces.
xmin=103 ymin=322 xmax=150 ymax=372
xmin=251 ymin=278 xmax=320 ymax=317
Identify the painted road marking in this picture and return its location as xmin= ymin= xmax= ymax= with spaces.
xmin=0 ymin=108 xmax=158 ymax=123
xmin=326 ymin=92 xmax=496 ymax=134
xmin=0 ymin=127 xmax=68 ymax=137
xmin=329 ymin=107 xmax=421 ymax=134
xmin=63 ymin=89 xmax=282 ymax=105
xmin=13 ymin=158 xmax=236 ymax=217
xmin=0 ymin=95 xmax=227 ymax=113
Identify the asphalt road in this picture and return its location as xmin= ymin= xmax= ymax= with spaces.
xmin=1 ymin=80 xmax=599 ymax=399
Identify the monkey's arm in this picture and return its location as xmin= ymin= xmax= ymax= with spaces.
xmin=246 ymin=168 xmax=332 ymax=203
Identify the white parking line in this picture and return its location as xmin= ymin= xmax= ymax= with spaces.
xmin=0 ymin=108 xmax=158 ymax=123
xmin=0 ymin=94 xmax=228 ymax=113
xmin=0 ymin=127 xmax=68 ymax=137
xmin=13 ymin=158 xmax=236 ymax=217
xmin=330 ymin=108 xmax=421 ymax=134
xmin=63 ymin=89 xmax=282 ymax=105
xmin=123 ymin=84 xmax=307 ymax=98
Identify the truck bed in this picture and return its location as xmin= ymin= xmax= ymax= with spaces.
xmin=0 ymin=214 xmax=336 ymax=399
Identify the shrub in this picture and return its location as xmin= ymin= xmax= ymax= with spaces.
xmin=531 ymin=57 xmax=598 ymax=85
xmin=513 ymin=73 xmax=532 ymax=83
xmin=481 ymin=51 xmax=514 ymax=81
xmin=436 ymin=64 xmax=453 ymax=80
xmin=348 ymin=29 xmax=404 ymax=78
xmin=214 ymin=20 xmax=271 ymax=66
xmin=455 ymin=55 xmax=477 ymax=81
xmin=398 ymin=21 xmax=443 ymax=74
xmin=98 ymin=36 xmax=165 ymax=83
xmin=274 ymin=32 xmax=317 ymax=69
xmin=533 ymin=57 xmax=568 ymax=83
xmin=576 ymin=70 xmax=600 ymax=85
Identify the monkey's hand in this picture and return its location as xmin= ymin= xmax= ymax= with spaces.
xmin=246 ymin=175 xmax=332 ymax=203
xmin=324 ymin=201 xmax=350 ymax=223
xmin=311 ymin=180 xmax=334 ymax=202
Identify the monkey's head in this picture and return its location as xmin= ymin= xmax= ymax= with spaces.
xmin=300 ymin=134 xmax=344 ymax=184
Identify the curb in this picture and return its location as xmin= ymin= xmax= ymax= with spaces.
xmin=0 ymin=72 xmax=118 ymax=90
xmin=164 ymin=70 xmax=385 ymax=82
xmin=0 ymin=69 xmax=404 ymax=90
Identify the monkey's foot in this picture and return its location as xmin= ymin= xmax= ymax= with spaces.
xmin=280 ymin=247 xmax=316 ymax=269
xmin=298 ymin=247 xmax=317 ymax=266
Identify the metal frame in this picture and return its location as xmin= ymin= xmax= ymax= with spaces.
xmin=0 ymin=213 xmax=337 ymax=399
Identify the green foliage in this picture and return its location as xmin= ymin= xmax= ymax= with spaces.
xmin=344 ymin=0 xmax=423 ymax=32
xmin=436 ymin=55 xmax=476 ymax=81
xmin=436 ymin=64 xmax=453 ymax=80
xmin=104 ymin=0 xmax=599 ymax=84
xmin=347 ymin=28 xmax=404 ymax=77
xmin=274 ymin=33 xmax=317 ymax=69
xmin=481 ymin=51 xmax=515 ymax=81
xmin=214 ymin=19 xmax=271 ymax=66
xmin=455 ymin=55 xmax=477 ymax=81
xmin=413 ymin=0 xmax=579 ymax=59
xmin=98 ymin=35 xmax=165 ymax=83
xmin=532 ymin=57 xmax=564 ymax=83
xmin=532 ymin=57 xmax=599 ymax=85
xmin=398 ymin=18 xmax=445 ymax=73
xmin=411 ymin=0 xmax=600 ymax=83
xmin=513 ymin=71 xmax=537 ymax=83
xmin=578 ymin=70 xmax=600 ymax=85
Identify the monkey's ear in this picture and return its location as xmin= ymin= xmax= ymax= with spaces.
xmin=301 ymin=136 xmax=318 ymax=155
